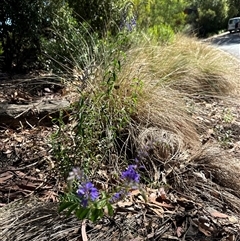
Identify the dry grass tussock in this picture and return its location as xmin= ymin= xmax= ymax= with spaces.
xmin=120 ymin=34 xmax=240 ymax=97
xmin=190 ymin=143 xmax=240 ymax=199
xmin=1 ymin=34 xmax=240 ymax=240
xmin=113 ymin=34 xmax=240 ymax=153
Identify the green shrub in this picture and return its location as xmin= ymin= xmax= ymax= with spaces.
xmin=147 ymin=24 xmax=175 ymax=43
xmin=41 ymin=4 xmax=98 ymax=72
xmin=51 ymin=53 xmax=141 ymax=178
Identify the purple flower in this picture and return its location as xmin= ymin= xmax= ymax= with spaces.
xmin=110 ymin=192 xmax=121 ymax=203
xmin=76 ymin=182 xmax=99 ymax=207
xmin=110 ymin=191 xmax=126 ymax=203
xmin=121 ymin=165 xmax=140 ymax=183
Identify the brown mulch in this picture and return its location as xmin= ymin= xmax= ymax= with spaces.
xmin=1 ymin=75 xmax=240 ymax=240
xmin=0 ymin=73 xmax=66 ymax=205
xmin=0 ymin=119 xmax=60 ymax=205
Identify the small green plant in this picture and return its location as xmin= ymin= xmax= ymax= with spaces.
xmin=59 ymin=164 xmax=142 ymax=222
xmin=52 ymin=62 xmax=129 ymax=174
xmin=223 ymin=108 xmax=234 ymax=123
xmin=219 ymin=130 xmax=233 ymax=148
xmin=50 ymin=28 xmax=144 ymax=176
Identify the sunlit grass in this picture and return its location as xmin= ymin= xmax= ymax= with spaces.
xmin=119 ymin=34 xmax=240 ymax=97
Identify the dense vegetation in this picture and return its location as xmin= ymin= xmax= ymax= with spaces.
xmin=0 ymin=0 xmax=240 ymax=73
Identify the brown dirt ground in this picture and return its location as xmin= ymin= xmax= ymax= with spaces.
xmin=0 ymin=74 xmax=240 ymax=241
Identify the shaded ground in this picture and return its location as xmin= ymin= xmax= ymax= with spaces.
xmin=0 ymin=74 xmax=63 ymax=204
xmin=1 ymin=74 xmax=240 ymax=240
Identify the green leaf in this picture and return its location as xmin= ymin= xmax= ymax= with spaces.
xmin=89 ymin=208 xmax=104 ymax=222
xmin=96 ymin=199 xmax=107 ymax=209
xmin=107 ymin=203 xmax=114 ymax=216
xmin=101 ymin=191 xmax=107 ymax=199
xmin=58 ymin=201 xmax=75 ymax=213
xmin=75 ymin=207 xmax=90 ymax=220
xmin=66 ymin=203 xmax=79 ymax=217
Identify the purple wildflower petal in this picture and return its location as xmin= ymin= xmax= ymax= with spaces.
xmin=81 ymin=199 xmax=88 ymax=208
xmin=110 ymin=190 xmax=128 ymax=203
xmin=76 ymin=182 xmax=99 ymax=207
xmin=121 ymin=165 xmax=140 ymax=183
xmin=110 ymin=192 xmax=121 ymax=203
xmin=134 ymin=158 xmax=139 ymax=163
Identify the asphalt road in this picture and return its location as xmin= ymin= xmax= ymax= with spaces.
xmin=208 ymin=32 xmax=240 ymax=59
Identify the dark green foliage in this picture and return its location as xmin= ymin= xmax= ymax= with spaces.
xmin=40 ymin=3 xmax=94 ymax=72
xmin=0 ymin=1 xmax=44 ymax=72
xmin=0 ymin=0 xmax=67 ymax=72
xmin=186 ymin=0 xmax=229 ymax=37
xmin=228 ymin=0 xmax=240 ymax=17
xmin=0 ymin=0 xmax=126 ymax=73
xmin=67 ymin=0 xmax=121 ymax=36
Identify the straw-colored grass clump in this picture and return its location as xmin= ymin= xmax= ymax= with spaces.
xmin=122 ymin=34 xmax=239 ymax=96
xmin=110 ymin=34 xmax=240 ymax=156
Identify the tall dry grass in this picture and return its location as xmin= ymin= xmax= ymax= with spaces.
xmin=119 ymin=34 xmax=240 ymax=96
xmin=111 ymin=34 xmax=240 ymax=153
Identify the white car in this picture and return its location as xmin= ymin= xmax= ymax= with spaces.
xmin=228 ymin=17 xmax=240 ymax=33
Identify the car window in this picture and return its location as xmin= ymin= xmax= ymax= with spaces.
xmin=229 ymin=19 xmax=240 ymax=24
